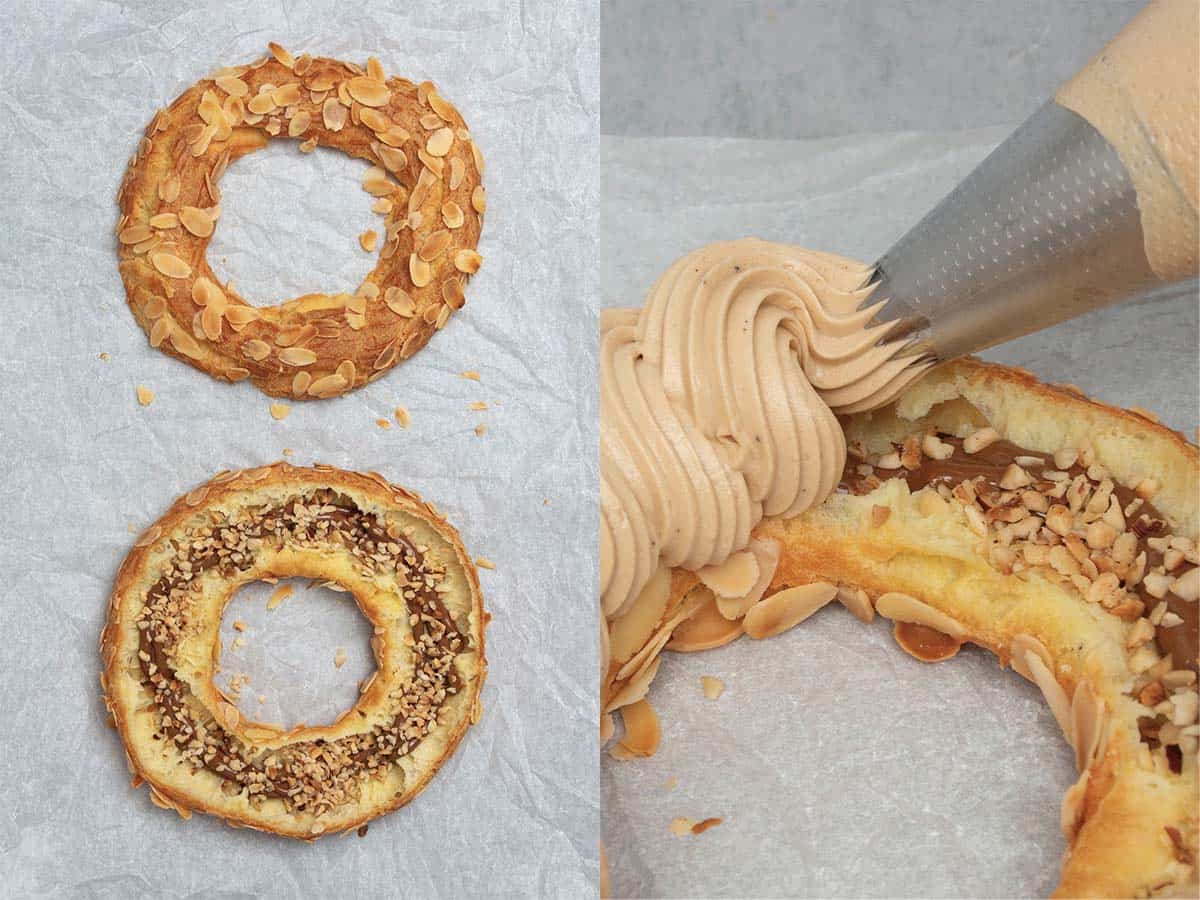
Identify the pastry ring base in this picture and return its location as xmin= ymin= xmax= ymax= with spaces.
xmin=605 ymin=359 xmax=1198 ymax=897
xmin=116 ymin=44 xmax=486 ymax=399
xmin=101 ymin=463 xmax=487 ymax=838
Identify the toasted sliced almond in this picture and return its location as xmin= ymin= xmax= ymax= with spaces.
xmin=409 ymin=254 xmax=432 ymax=287
xmin=426 ymin=127 xmax=454 ymax=157
xmin=359 ymin=229 xmax=378 ymax=252
xmin=322 ymin=97 xmax=347 ymax=131
xmin=151 ymin=252 xmax=191 ymax=279
xmin=179 ymin=206 xmax=214 ymax=238
xmin=269 ymin=402 xmax=290 ymax=420
xmin=875 ymin=592 xmax=966 ymax=639
xmin=347 ymin=77 xmax=389 ymax=107
xmin=454 ymin=249 xmax=483 ymax=273
xmin=697 ymin=550 xmax=760 ymax=600
xmin=242 ymin=339 xmax=271 ymax=361
xmin=268 ymin=42 xmax=295 ymax=69
xmin=135 ymin=385 xmax=154 ymax=406
xmin=743 ymin=582 xmax=838 ymax=640
xmin=149 ymin=213 xmax=178 ymax=230
xmin=419 ymin=230 xmax=452 ymax=261
xmin=278 ymin=347 xmax=318 ymax=367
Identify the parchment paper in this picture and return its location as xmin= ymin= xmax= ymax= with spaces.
xmin=600 ymin=132 xmax=1199 ymax=898
xmin=0 ymin=2 xmax=599 ymax=897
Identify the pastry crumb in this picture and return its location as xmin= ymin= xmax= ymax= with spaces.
xmin=136 ymin=385 xmax=154 ymax=406
xmin=232 ymin=637 xmax=245 ymax=651
xmin=282 ymin=447 xmax=295 ymax=457
xmin=395 ymin=406 xmax=410 ymax=428
xmin=257 ymin=694 xmax=266 ymax=704
xmin=474 ymin=423 xmax=487 ymax=437
xmin=269 ymin=402 xmax=291 ymax=420
xmin=376 ymin=418 xmax=392 ymax=430
xmin=664 ymin=776 xmax=677 ymax=791
xmin=475 ymin=556 xmax=496 ymax=570
xmin=267 ymin=584 xmax=294 ymax=610
xmin=233 ymin=621 xmax=246 ymax=632
xmin=669 ymin=817 xmax=695 ymax=836
xmin=127 ymin=523 xmax=137 ymax=533
xmin=99 ymin=352 xmax=111 ymax=361
xmin=700 ymin=676 xmax=725 ymax=700
xmin=460 ymin=370 xmax=481 ymax=381
xmin=334 ymin=647 xmax=347 ymax=669
xmin=692 ymin=817 xmax=723 ymax=835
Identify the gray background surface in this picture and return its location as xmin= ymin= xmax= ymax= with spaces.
xmin=603 ymin=0 xmax=1142 ymax=138
xmin=601 ymin=2 xmax=1198 ymax=898
xmin=0 ymin=1 xmax=598 ymax=897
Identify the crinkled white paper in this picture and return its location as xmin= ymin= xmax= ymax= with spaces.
xmin=600 ymin=132 xmax=1198 ymax=898
xmin=0 ymin=1 xmax=598 ymax=896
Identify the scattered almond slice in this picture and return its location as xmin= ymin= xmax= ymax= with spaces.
xmin=394 ymin=406 xmax=410 ymax=428
xmin=359 ymin=229 xmax=378 ymax=252
xmin=469 ymin=401 xmax=488 ymax=411
xmin=99 ymin=352 xmax=111 ymax=361
xmin=474 ymin=424 xmax=487 ymax=437
xmin=334 ymin=647 xmax=346 ymax=669
xmin=376 ymin=418 xmax=392 ymax=430
xmin=700 ymin=676 xmax=725 ymax=700
xmin=267 ymin=584 xmax=294 ymax=610
xmin=233 ymin=621 xmax=246 ymax=632
xmin=616 ymin=698 xmax=660 ymax=757
xmin=135 ymin=385 xmax=155 ymax=406
xmin=269 ymin=402 xmax=290 ymax=421
xmin=461 ymin=371 xmax=481 ymax=381
xmin=475 ymin=557 xmax=496 ymax=570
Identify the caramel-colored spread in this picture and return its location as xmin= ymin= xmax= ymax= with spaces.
xmin=136 ymin=491 xmax=466 ymax=813
xmin=842 ymin=436 xmax=1198 ymax=674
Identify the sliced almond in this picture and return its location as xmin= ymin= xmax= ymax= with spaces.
xmin=697 ymin=550 xmax=760 ymax=600
xmin=419 ymin=230 xmax=452 ymax=261
xmin=151 ymin=252 xmax=191 ymax=279
xmin=277 ymin=347 xmax=318 ymax=367
xmin=347 ymin=77 xmax=389 ymax=107
xmin=322 ymin=97 xmax=347 ymax=131
xmin=409 ymin=254 xmax=432 ymax=287
xmin=454 ymin=249 xmax=483 ymax=273
xmin=616 ymin=699 xmax=660 ymax=757
xmin=179 ymin=206 xmax=214 ymax=238
xmin=426 ymin=127 xmax=454 ymax=157
xmin=875 ymin=592 xmax=966 ymax=639
xmin=743 ymin=582 xmax=838 ymax=640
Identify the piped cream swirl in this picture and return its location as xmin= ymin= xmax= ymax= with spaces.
xmin=600 ymin=239 xmax=931 ymax=620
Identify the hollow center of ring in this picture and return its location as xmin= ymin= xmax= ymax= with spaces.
xmin=206 ymin=141 xmax=379 ymax=307
xmin=215 ymin=577 xmax=376 ymax=730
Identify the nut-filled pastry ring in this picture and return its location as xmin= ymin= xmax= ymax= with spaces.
xmin=605 ymin=353 xmax=1199 ymax=896
xmin=116 ymin=43 xmax=486 ymax=399
xmin=101 ymin=463 xmax=487 ymax=838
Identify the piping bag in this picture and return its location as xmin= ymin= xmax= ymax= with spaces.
xmin=871 ymin=0 xmax=1198 ymax=365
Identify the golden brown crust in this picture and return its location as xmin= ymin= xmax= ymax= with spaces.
xmin=100 ymin=462 xmax=487 ymax=839
xmin=608 ymin=358 xmax=1198 ymax=897
xmin=116 ymin=45 xmax=485 ymax=399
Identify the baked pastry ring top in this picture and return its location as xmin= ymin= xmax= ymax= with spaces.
xmin=116 ymin=44 xmax=485 ymax=399
xmin=101 ymin=463 xmax=486 ymax=838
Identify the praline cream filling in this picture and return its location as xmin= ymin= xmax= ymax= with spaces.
xmin=600 ymin=239 xmax=931 ymax=624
